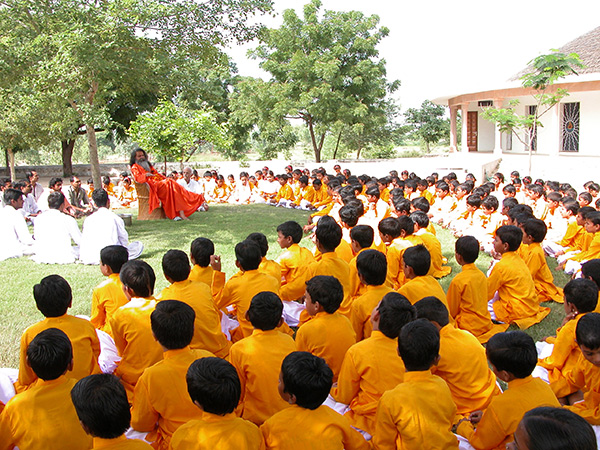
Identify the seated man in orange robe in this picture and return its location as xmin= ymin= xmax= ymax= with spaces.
xmin=129 ymin=148 xmax=207 ymax=220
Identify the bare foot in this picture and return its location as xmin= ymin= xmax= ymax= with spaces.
xmin=179 ymin=211 xmax=189 ymax=220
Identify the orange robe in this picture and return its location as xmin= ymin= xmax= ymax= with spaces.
xmin=521 ymin=242 xmax=563 ymax=303
xmin=350 ymin=284 xmax=395 ymax=341
xmin=90 ymin=273 xmax=129 ymax=336
xmin=539 ymin=314 xmax=585 ymax=385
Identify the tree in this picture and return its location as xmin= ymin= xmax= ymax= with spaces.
xmin=0 ymin=0 xmax=272 ymax=187
xmin=234 ymin=0 xmax=397 ymax=162
xmin=404 ymin=100 xmax=450 ymax=152
xmin=482 ymin=51 xmax=584 ymax=175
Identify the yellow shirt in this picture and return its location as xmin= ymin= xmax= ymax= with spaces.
xmin=188 ymin=265 xmax=226 ymax=300
xmin=295 ymin=311 xmax=356 ymax=382
xmin=373 ymin=370 xmax=459 ymax=450
xmin=0 ymin=376 xmax=92 ymax=450
xmin=305 ymin=253 xmax=352 ymax=316
xmin=260 ymin=404 xmax=370 ymax=450
xmin=385 ymin=238 xmax=414 ymax=289
xmin=487 ymin=252 xmax=550 ymax=329
xmin=571 ymin=231 xmax=600 ymax=262
xmin=348 ymin=249 xmax=368 ymax=301
xmin=457 ymin=376 xmax=560 ymax=450
xmin=539 ymin=314 xmax=584 ymax=385
xmin=131 ymin=347 xmax=214 ymax=450
xmin=17 ymin=314 xmax=101 ymax=391
xmin=258 ymin=257 xmax=282 ymax=285
xmin=416 ymin=230 xmax=451 ymax=278
xmin=331 ymin=331 xmax=405 ymax=435
xmin=447 ymin=264 xmax=507 ymax=344
xmin=91 ymin=273 xmax=129 ymax=336
xmin=295 ymin=185 xmax=316 ymax=205
xmin=159 ymin=280 xmax=231 ymax=358
xmin=278 ymin=244 xmax=315 ymax=301
xmin=521 ymin=242 xmax=563 ymax=302
xmin=558 ymin=218 xmax=583 ymax=248
xmin=92 ymin=436 xmax=152 ymax=449
xmin=398 ymin=275 xmax=448 ymax=309
xmin=171 ymin=411 xmax=264 ymax=450
xmin=229 ymin=329 xmax=296 ymax=425
xmin=109 ymin=297 xmax=164 ymax=400
xmin=433 ymin=325 xmax=500 ymax=417
xmin=275 ymin=184 xmax=295 ymax=202
xmin=350 ymin=284 xmax=394 ymax=341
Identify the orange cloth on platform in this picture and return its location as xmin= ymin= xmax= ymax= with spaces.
xmin=0 ymin=376 xmax=92 ymax=450
xmin=159 ymin=280 xmax=231 ymax=358
xmin=109 ymin=296 xmax=164 ymax=400
xmin=131 ymin=347 xmax=214 ymax=450
xmin=539 ymin=314 xmax=585 ymax=385
xmin=131 ymin=163 xmax=206 ymax=219
xmin=295 ymin=311 xmax=356 ymax=382
xmin=229 ymin=329 xmax=296 ymax=425
xmin=457 ymin=375 xmax=560 ymax=450
xmin=171 ymin=411 xmax=264 ymax=450
xmin=447 ymin=263 xmax=507 ymax=343
xmin=373 ymin=370 xmax=459 ymax=450
xmin=277 ymin=244 xmax=316 ymax=302
xmin=350 ymin=284 xmax=395 ymax=341
xmin=488 ymin=251 xmax=550 ymax=329
xmin=521 ymin=242 xmax=563 ymax=302
xmin=90 ymin=273 xmax=129 ymax=336
xmin=331 ymin=330 xmax=405 ymax=435
xmin=260 ymin=404 xmax=370 ymax=450
xmin=17 ymin=314 xmax=101 ymax=391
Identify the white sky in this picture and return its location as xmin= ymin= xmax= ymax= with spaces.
xmin=225 ymin=0 xmax=600 ymax=111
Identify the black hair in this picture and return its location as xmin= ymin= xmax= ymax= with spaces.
xmin=481 ymin=195 xmax=499 ymax=211
xmin=350 ymin=225 xmax=374 ymax=249
xmin=339 ymin=205 xmax=359 ymax=228
xmin=120 ymin=260 xmax=156 ymax=298
xmin=234 ymin=240 xmax=262 ymax=271
xmin=129 ymin=148 xmax=148 ymax=166
xmin=47 ymin=191 xmax=65 ymax=209
xmin=305 ymin=275 xmax=343 ymax=314
xmin=502 ymin=184 xmax=516 ymax=195
xmin=49 ymin=177 xmax=62 ymax=188
xmin=411 ymin=197 xmax=430 ymax=213
xmin=403 ymin=245 xmax=430 ymax=276
xmin=546 ymin=191 xmax=562 ymax=203
xmin=356 ymin=250 xmax=387 ymax=286
xmin=410 ymin=211 xmax=429 ymax=229
xmin=92 ymin=189 xmax=109 ymax=208
xmin=576 ymin=313 xmax=600 ymax=350
xmin=436 ymin=181 xmax=449 ymax=192
xmin=277 ymin=221 xmax=303 ymax=244
xmin=281 ymin=351 xmax=333 ymax=410
xmin=398 ymin=319 xmax=440 ymax=372
xmin=186 ymin=357 xmax=241 ymax=415
xmin=579 ymin=191 xmax=593 ymax=204
xmin=33 ymin=274 xmax=72 ymax=317
xmin=377 ymin=292 xmax=416 ymax=339
xmin=162 ymin=249 xmax=191 ymax=282
xmin=397 ymin=216 xmax=415 ymax=236
xmin=528 ymin=184 xmax=544 ymax=197
xmin=486 ymin=331 xmax=537 ymax=378
xmin=502 ymin=197 xmax=519 ymax=211
xmin=455 ymin=235 xmax=479 ymax=264
xmin=404 ymin=179 xmax=417 ymax=191
xmin=71 ymin=374 xmax=131 ymax=439
xmin=414 ymin=296 xmax=450 ymax=327
xmin=587 ymin=211 xmax=600 ymax=226
xmin=582 ymin=259 xmax=600 ymax=288
xmin=466 ymin=194 xmax=482 ymax=208
xmin=563 ymin=279 xmax=598 ymax=313
xmin=100 ymin=245 xmax=129 ymax=274
xmin=315 ymin=216 xmax=342 ymax=252
xmin=151 ymin=300 xmax=195 ymax=350
xmin=495 ymin=225 xmax=523 ymax=252
xmin=27 ymin=328 xmax=73 ymax=380
xmin=523 ymin=218 xmax=547 ymax=243
xmin=190 ymin=237 xmax=214 ymax=267
xmin=378 ymin=217 xmax=402 ymax=239
xmin=3 ymin=188 xmax=23 ymax=204
xmin=392 ymin=197 xmax=411 ymax=215
xmin=247 ymin=291 xmax=283 ymax=331
xmin=246 ymin=232 xmax=269 ymax=257
xmin=365 ymin=186 xmax=380 ymax=198
xmin=520 ymin=406 xmax=597 ymax=450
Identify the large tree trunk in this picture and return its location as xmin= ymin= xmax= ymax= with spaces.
xmin=61 ymin=138 xmax=76 ymax=177
xmin=4 ymin=149 xmax=9 ymax=176
xmin=7 ymin=147 xmax=16 ymax=180
xmin=308 ymin=120 xmax=322 ymax=163
xmin=86 ymin=124 xmax=101 ymax=188
xmin=333 ymin=130 xmax=342 ymax=159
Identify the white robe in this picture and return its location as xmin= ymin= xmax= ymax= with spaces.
xmin=79 ymin=207 xmax=130 ymax=265
xmin=0 ymin=205 xmax=34 ymax=261
xmin=32 ymin=209 xmax=81 ymax=264
xmin=176 ymin=178 xmax=202 ymax=194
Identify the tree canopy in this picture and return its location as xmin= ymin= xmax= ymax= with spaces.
xmin=404 ymin=100 xmax=450 ymax=152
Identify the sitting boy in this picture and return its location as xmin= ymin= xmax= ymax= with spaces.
xmin=261 ymin=351 xmax=369 ymax=450
xmin=373 ymin=319 xmax=459 ymax=450
xmin=582 ymin=259 xmax=600 ymax=313
xmin=109 ymin=261 xmax=163 ymax=400
xmin=0 ymin=329 xmax=92 ymax=449
xmin=349 ymin=249 xmax=394 ymax=341
xmin=410 ymin=211 xmax=451 ymax=278
xmin=333 ymin=292 xmax=415 ymax=437
xmin=414 ymin=297 xmax=500 ymax=420
xmin=276 ymin=221 xmax=315 ymax=302
xmin=229 ymin=292 xmax=296 ymax=425
xmin=563 ymin=210 xmax=600 ymax=275
xmin=487 ymin=225 xmax=550 ymax=329
xmin=348 ymin=225 xmax=376 ymax=300
xmin=158 ymin=249 xmax=230 ymax=358
xmin=295 ymin=275 xmax=356 ymax=382
xmin=17 ymin=274 xmax=101 ymax=391
xmin=90 ymin=245 xmax=129 ymax=336
xmin=188 ymin=237 xmax=225 ymax=298
xmin=447 ymin=236 xmax=507 ymax=343
xmin=71 ymin=374 xmax=151 ymax=449
xmin=247 ymin=232 xmax=282 ymax=283
xmin=170 ymin=357 xmax=263 ymax=449
xmin=456 ymin=331 xmax=560 ymax=450
xmin=131 ymin=300 xmax=214 ymax=450
xmin=398 ymin=245 xmax=448 ymax=310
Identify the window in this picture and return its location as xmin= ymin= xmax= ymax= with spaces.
xmin=561 ymin=102 xmax=580 ymax=152
xmin=478 ymin=100 xmax=493 ymax=107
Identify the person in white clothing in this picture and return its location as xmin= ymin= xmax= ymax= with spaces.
xmin=32 ymin=191 xmax=82 ymax=264
xmin=0 ymin=188 xmax=34 ymax=261
xmin=79 ymin=189 xmax=143 ymax=265
xmin=14 ymin=179 xmax=40 ymax=222
xmin=26 ymin=170 xmax=44 ymax=201
xmin=176 ymin=166 xmax=202 ymax=194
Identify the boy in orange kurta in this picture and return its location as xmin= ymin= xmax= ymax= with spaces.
xmin=131 ymin=301 xmax=213 ymax=450
xmin=247 ymin=232 xmax=282 ymax=284
xmin=348 ymin=225 xmax=376 ymax=301
xmin=447 ymin=236 xmax=507 ymax=343
xmin=411 ymin=211 xmax=451 ymax=278
xmin=276 ymin=221 xmax=315 ymax=302
xmin=487 ymin=225 xmax=550 ymax=329
xmin=229 ymin=292 xmax=296 ymax=425
xmin=17 ymin=274 xmax=101 ymax=392
xmin=333 ymin=293 xmax=415 ymax=436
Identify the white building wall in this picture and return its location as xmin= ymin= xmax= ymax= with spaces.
xmin=477 ymin=107 xmax=495 ymax=151
xmin=573 ymin=91 xmax=600 ymax=156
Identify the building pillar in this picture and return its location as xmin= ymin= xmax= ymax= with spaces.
xmin=460 ymin=103 xmax=469 ymax=153
xmin=492 ymin=98 xmax=503 ymax=156
xmin=449 ymin=106 xmax=458 ymax=153
xmin=551 ymin=103 xmax=561 ymax=155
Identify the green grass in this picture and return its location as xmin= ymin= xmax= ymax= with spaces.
xmin=0 ymin=205 xmax=571 ymax=367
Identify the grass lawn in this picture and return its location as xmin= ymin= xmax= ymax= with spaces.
xmin=0 ymin=204 xmax=571 ymax=368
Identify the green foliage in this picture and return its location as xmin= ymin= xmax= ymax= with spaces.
xmin=403 ymin=100 xmax=450 ymax=152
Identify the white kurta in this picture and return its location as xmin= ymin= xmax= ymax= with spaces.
xmin=0 ymin=205 xmax=34 ymax=261
xmin=176 ymin=178 xmax=202 ymax=194
xmin=32 ymin=209 xmax=81 ymax=264
xmin=79 ymin=208 xmax=129 ymax=265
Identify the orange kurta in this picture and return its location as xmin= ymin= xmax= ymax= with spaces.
xmin=539 ymin=314 xmax=585 ymax=385
xmin=278 ymin=244 xmax=315 ymax=301
xmin=90 ymin=273 xmax=129 ymax=336
xmin=521 ymin=242 xmax=563 ymax=303
xmin=349 ymin=284 xmax=395 ymax=341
